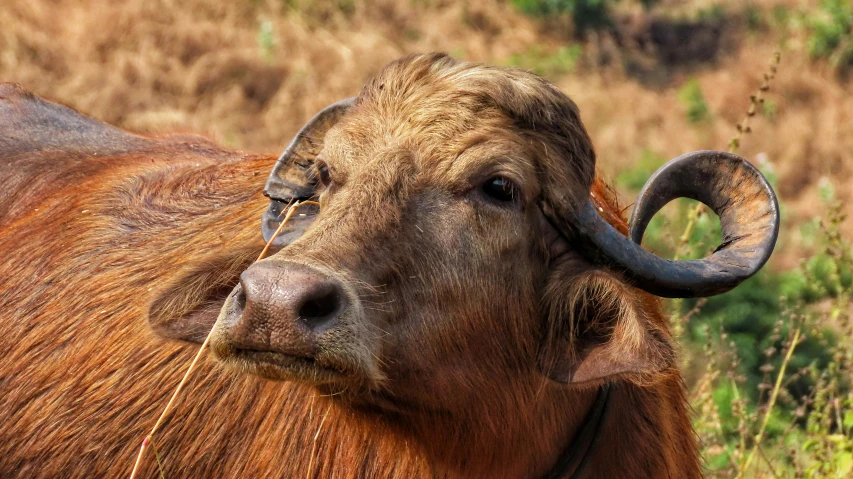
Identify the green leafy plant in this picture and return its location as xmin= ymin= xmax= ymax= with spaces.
xmin=638 ymin=0 xmax=658 ymax=11
xmin=745 ymin=4 xmax=764 ymax=33
xmin=506 ymin=45 xmax=583 ymax=78
xmin=616 ymin=149 xmax=665 ymax=191
xmin=257 ymin=19 xmax=275 ymax=62
xmin=807 ymin=0 xmax=853 ymax=76
xmin=677 ymin=78 xmax=711 ymax=124
xmin=618 ymin=51 xmax=853 ymax=477
xmin=510 ymin=0 xmax=614 ymax=36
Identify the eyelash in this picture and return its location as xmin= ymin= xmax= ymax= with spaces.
xmin=481 ymin=176 xmax=520 ymax=204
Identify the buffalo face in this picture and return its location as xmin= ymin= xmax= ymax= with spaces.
xmin=210 ymin=53 xmax=778 ymax=415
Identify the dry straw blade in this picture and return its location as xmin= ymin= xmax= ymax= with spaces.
xmin=128 ymin=200 xmax=319 ymax=479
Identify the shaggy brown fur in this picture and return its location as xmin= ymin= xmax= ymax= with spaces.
xmin=0 ymin=54 xmax=699 ymax=479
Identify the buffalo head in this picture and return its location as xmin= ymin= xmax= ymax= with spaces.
xmin=209 ymin=53 xmax=778 ymax=413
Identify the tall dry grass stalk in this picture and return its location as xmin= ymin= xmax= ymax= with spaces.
xmin=698 ymin=200 xmax=853 ymax=478
xmin=128 ymin=200 xmax=317 ymax=479
xmin=674 ymin=51 xmax=781 ymax=263
xmin=668 ymin=49 xmax=850 ymax=478
xmin=737 ymin=326 xmax=802 ymax=477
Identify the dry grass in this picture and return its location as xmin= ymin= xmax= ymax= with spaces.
xmin=2 ymin=0 xmax=849 ymax=268
xmin=128 ymin=199 xmax=315 ymax=477
xmin=0 ymin=0 xmax=542 ymax=149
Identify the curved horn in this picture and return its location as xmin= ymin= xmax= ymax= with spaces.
xmin=563 ymin=151 xmax=779 ymax=298
xmin=261 ymin=98 xmax=356 ymax=244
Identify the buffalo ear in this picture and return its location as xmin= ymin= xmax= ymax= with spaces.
xmin=147 ymin=249 xmax=256 ymax=343
xmin=263 ymin=98 xmax=355 ymax=245
xmin=538 ymin=269 xmax=675 ymax=385
xmin=149 ymin=99 xmax=357 ymax=343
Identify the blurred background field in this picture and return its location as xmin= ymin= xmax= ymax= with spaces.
xmin=1 ymin=0 xmax=851 ymax=477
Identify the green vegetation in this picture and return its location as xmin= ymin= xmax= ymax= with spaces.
xmin=616 ymin=149 xmax=665 ymax=191
xmin=510 ymin=0 xmax=614 ymax=36
xmin=638 ymin=0 xmax=657 ymax=11
xmin=807 ymin=0 xmax=853 ymax=76
xmin=695 ymin=4 xmax=727 ymax=24
xmin=745 ymin=4 xmax=764 ymax=33
xmin=764 ymin=0 xmax=853 ymax=76
xmin=509 ymin=0 xmax=660 ymax=35
xmin=257 ymin=19 xmax=275 ymax=61
xmin=505 ymin=44 xmax=582 ymax=77
xmin=677 ymin=78 xmax=711 ymax=124
xmin=618 ymin=151 xmax=853 ymax=476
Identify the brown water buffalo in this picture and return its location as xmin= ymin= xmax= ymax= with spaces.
xmin=0 ymin=53 xmax=778 ymax=478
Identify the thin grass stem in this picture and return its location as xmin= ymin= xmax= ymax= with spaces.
xmin=738 ymin=326 xmax=802 ymax=478
xmin=129 ymin=200 xmax=318 ymax=479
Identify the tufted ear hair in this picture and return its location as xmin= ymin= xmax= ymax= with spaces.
xmin=537 ymin=265 xmax=676 ymax=386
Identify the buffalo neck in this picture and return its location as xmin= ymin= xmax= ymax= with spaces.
xmin=381 ymin=375 xmax=699 ymax=478
xmin=570 ymin=378 xmax=701 ymax=479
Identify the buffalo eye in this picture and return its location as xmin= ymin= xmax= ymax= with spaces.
xmin=481 ymin=176 xmax=519 ymax=203
xmin=316 ymin=162 xmax=333 ymax=188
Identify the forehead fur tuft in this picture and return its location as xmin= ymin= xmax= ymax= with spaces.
xmin=354 ymin=52 xmax=596 ymax=206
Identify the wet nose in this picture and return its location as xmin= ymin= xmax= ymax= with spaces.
xmin=222 ymin=261 xmax=348 ymax=357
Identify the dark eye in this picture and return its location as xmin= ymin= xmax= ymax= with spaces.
xmin=316 ymin=162 xmax=332 ymax=188
xmin=481 ymin=176 xmax=519 ymax=203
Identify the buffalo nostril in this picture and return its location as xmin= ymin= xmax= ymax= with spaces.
xmin=297 ymin=285 xmax=344 ymax=330
xmin=235 ymin=283 xmax=247 ymax=312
